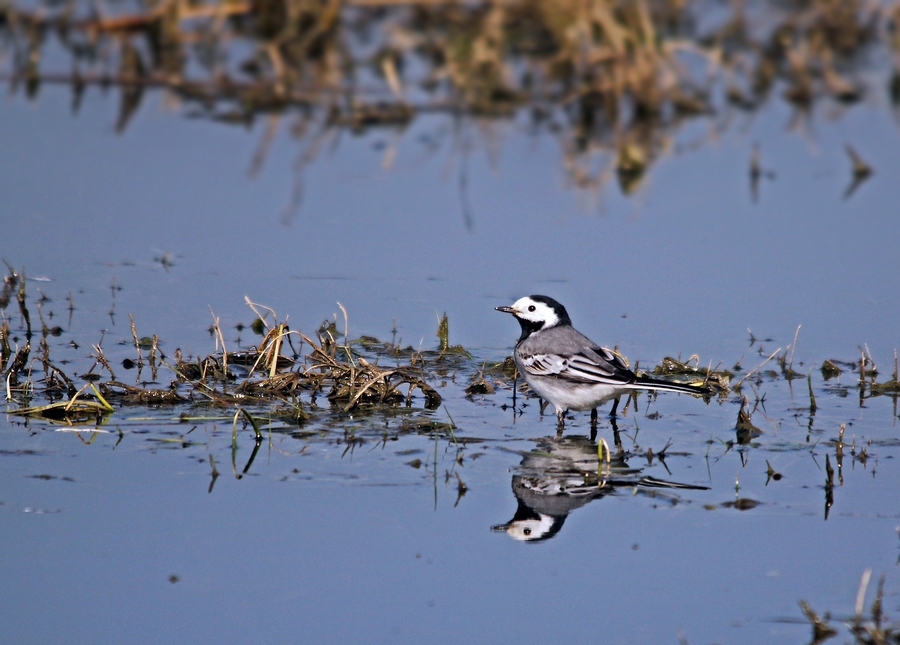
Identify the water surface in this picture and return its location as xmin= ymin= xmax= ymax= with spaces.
xmin=2 ymin=70 xmax=900 ymax=645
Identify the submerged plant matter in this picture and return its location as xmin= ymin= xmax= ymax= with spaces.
xmin=0 ymin=0 xmax=895 ymax=204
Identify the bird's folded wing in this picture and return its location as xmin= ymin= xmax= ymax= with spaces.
xmin=521 ymin=350 xmax=633 ymax=385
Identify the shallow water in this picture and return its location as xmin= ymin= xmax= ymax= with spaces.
xmin=2 ymin=83 xmax=900 ymax=645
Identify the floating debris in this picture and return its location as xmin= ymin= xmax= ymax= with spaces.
xmin=821 ymin=360 xmax=843 ymax=380
xmin=735 ymin=396 xmax=763 ymax=445
xmin=650 ymin=356 xmax=731 ymax=391
xmin=798 ymin=600 xmax=838 ymax=645
xmin=436 ymin=313 xmax=470 ymax=358
xmin=721 ymin=498 xmax=761 ymax=511
xmin=465 ymin=363 xmax=496 ymax=396
xmin=844 ymin=144 xmax=874 ymax=199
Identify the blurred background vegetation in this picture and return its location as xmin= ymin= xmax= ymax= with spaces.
xmin=2 ymin=0 xmax=897 ymax=194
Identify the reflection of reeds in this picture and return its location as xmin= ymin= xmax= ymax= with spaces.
xmin=0 ymin=1 xmax=895 ymax=197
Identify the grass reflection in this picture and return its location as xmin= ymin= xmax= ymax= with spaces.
xmin=1 ymin=0 xmax=895 ymax=208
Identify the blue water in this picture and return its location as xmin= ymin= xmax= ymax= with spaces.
xmin=2 ymin=84 xmax=900 ymax=644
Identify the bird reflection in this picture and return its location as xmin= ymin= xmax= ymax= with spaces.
xmin=492 ymin=421 xmax=708 ymax=542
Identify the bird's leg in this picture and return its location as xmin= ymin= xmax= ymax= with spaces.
xmin=608 ymin=396 xmax=620 ymax=418
xmin=609 ymin=416 xmax=623 ymax=452
xmin=540 ymin=399 xmax=548 ymax=416
xmin=589 ymin=408 xmax=598 ymax=442
xmin=556 ymin=409 xmax=566 ymax=436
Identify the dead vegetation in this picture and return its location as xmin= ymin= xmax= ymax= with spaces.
xmin=649 ymin=355 xmax=732 ymax=391
xmin=798 ymin=569 xmax=900 ymax=645
xmin=1 ymin=267 xmax=450 ymax=426
xmin=1 ymin=0 xmax=897 ymax=203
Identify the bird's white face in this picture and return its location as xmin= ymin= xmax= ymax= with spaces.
xmin=506 ymin=296 xmax=561 ymax=329
xmin=500 ymin=516 xmax=556 ymax=541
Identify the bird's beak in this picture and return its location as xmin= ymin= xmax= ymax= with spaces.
xmin=495 ymin=305 xmax=515 ymax=314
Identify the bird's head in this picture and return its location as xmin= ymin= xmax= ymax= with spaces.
xmin=496 ymin=295 xmax=572 ymax=341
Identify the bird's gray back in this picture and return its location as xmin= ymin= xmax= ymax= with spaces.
xmin=517 ymin=326 xmax=634 ymax=379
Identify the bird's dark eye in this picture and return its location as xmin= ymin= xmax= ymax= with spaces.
xmin=528 ymin=305 xmax=536 ymax=312
xmin=523 ymin=528 xmax=532 ymax=535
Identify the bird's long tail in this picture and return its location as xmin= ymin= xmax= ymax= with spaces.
xmin=634 ymin=476 xmax=709 ymax=490
xmin=629 ymin=375 xmax=715 ymax=396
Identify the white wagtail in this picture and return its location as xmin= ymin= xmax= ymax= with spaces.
xmin=497 ymin=295 xmax=714 ymax=427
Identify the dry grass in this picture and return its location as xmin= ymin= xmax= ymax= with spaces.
xmin=1 ymin=265 xmax=449 ymax=426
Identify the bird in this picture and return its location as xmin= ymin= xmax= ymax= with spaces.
xmin=492 ymin=434 xmax=709 ymax=542
xmin=496 ymin=295 xmax=714 ymax=428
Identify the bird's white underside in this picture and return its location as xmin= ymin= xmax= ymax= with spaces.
xmin=522 ymin=374 xmax=626 ymax=413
